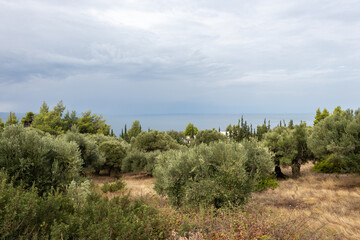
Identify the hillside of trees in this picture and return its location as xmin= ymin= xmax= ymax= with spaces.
xmin=0 ymin=101 xmax=359 ymax=239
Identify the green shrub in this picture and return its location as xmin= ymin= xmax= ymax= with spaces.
xmin=256 ymin=175 xmax=279 ymax=191
xmin=311 ymin=154 xmax=345 ymax=173
xmin=99 ymin=140 xmax=127 ymax=174
xmin=0 ymin=171 xmax=168 ymax=239
xmin=0 ymin=171 xmax=75 ymax=239
xmin=154 ymin=141 xmax=274 ymax=208
xmin=0 ymin=125 xmax=83 ymax=194
xmin=101 ymin=179 xmax=126 ymax=193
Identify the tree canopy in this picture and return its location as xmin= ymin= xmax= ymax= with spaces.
xmin=308 ymin=107 xmax=360 ymax=173
xmin=184 ymin=123 xmax=198 ymax=138
xmin=131 ymin=130 xmax=181 ymax=152
xmin=5 ymin=112 xmax=18 ymax=126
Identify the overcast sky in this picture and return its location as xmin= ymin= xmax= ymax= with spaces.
xmin=1 ymin=0 xmax=359 ymax=115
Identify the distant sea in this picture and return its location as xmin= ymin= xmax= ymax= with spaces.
xmin=105 ymin=113 xmax=314 ymax=135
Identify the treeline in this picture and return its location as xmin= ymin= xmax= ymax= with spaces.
xmin=0 ymin=100 xmax=111 ymax=135
xmin=1 ymin=102 xmax=360 ymax=238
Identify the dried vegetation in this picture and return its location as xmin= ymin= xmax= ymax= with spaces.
xmin=90 ymin=163 xmax=360 ymax=239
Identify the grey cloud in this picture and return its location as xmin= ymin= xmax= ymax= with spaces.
xmin=0 ymin=0 xmax=360 ymax=114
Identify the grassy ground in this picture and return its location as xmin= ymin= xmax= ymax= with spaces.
xmin=89 ymin=164 xmax=360 ymax=239
xmin=252 ymin=163 xmax=360 ymax=240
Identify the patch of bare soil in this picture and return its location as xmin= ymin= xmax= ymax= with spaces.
xmin=88 ymin=171 xmax=156 ymax=197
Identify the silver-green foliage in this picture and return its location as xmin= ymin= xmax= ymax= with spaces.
xmin=60 ymin=130 xmax=105 ymax=172
xmin=308 ymin=108 xmax=360 ymax=173
xmin=154 ymin=141 xmax=274 ymax=208
xmin=0 ymin=125 xmax=83 ymax=194
xmin=131 ymin=130 xmax=181 ymax=152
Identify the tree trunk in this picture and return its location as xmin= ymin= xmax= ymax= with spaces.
xmin=110 ymin=168 xmax=120 ymax=178
xmin=275 ymin=166 xmax=287 ymax=179
xmin=291 ymin=160 xmax=301 ymax=178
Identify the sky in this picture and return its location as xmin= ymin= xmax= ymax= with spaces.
xmin=1 ymin=0 xmax=360 ymax=115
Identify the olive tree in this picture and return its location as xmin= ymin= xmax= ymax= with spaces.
xmin=194 ymin=129 xmax=227 ymax=145
xmin=263 ymin=123 xmax=312 ymax=178
xmin=0 ymin=125 xmax=83 ymax=194
xmin=131 ymin=130 xmax=180 ymax=152
xmin=60 ymin=130 xmax=105 ymax=173
xmin=99 ymin=140 xmax=127 ymax=176
xmin=308 ymin=108 xmax=360 ymax=173
xmin=154 ymin=141 xmax=274 ymax=208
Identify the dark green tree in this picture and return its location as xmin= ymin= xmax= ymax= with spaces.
xmin=6 ymin=112 xmax=18 ymax=125
xmin=62 ymin=110 xmax=78 ymax=131
xmin=0 ymin=117 xmax=5 ymax=130
xmin=77 ymin=110 xmax=110 ymax=135
xmin=314 ymin=108 xmax=330 ymax=125
xmin=127 ymin=120 xmax=142 ymax=142
xmin=184 ymin=123 xmax=198 ymax=139
xmin=226 ymin=116 xmax=254 ymax=142
xmin=32 ymin=101 xmax=64 ymax=135
xmin=256 ymin=118 xmax=271 ymax=140
xmin=99 ymin=140 xmax=127 ymax=176
xmin=21 ymin=111 xmax=35 ymax=127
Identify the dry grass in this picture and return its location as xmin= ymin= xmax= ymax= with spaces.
xmin=89 ymin=171 xmax=156 ymax=199
xmin=89 ymin=164 xmax=360 ymax=239
xmin=252 ymin=163 xmax=360 ymax=239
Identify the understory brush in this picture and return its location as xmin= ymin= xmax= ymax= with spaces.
xmin=0 ymin=171 xmax=169 ymax=239
xmin=101 ymin=178 xmax=126 ymax=193
xmin=137 ymin=194 xmax=325 ymax=240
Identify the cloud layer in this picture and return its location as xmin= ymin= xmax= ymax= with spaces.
xmin=1 ymin=0 xmax=360 ymax=114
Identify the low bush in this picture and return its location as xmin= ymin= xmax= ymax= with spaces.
xmin=311 ymin=154 xmax=345 ymax=173
xmin=0 ymin=171 xmax=168 ymax=239
xmin=256 ymin=175 xmax=279 ymax=191
xmin=101 ymin=179 xmax=126 ymax=193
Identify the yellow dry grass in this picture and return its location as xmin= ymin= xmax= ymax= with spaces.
xmin=251 ymin=163 xmax=360 ymax=240
xmin=89 ymin=164 xmax=360 ymax=239
xmin=89 ymin=171 xmax=156 ymax=198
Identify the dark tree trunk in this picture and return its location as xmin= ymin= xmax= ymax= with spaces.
xmin=275 ymin=166 xmax=287 ymax=179
xmin=291 ymin=160 xmax=301 ymax=178
xmin=110 ymin=168 xmax=120 ymax=178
